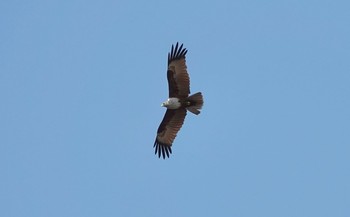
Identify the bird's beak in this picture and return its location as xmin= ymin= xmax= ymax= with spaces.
xmin=161 ymin=103 xmax=165 ymax=107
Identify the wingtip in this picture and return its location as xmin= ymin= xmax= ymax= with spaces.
xmin=154 ymin=139 xmax=172 ymax=159
xmin=168 ymin=42 xmax=187 ymax=64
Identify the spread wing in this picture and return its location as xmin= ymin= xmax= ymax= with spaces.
xmin=154 ymin=108 xmax=187 ymax=159
xmin=167 ymin=43 xmax=190 ymax=98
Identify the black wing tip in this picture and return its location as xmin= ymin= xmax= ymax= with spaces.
xmin=168 ymin=42 xmax=187 ymax=64
xmin=154 ymin=139 xmax=172 ymax=159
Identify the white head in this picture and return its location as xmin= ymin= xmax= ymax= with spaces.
xmin=160 ymin=98 xmax=181 ymax=109
xmin=161 ymin=99 xmax=170 ymax=107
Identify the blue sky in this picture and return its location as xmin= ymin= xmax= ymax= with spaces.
xmin=1 ymin=0 xmax=349 ymax=216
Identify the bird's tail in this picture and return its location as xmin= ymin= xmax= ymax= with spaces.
xmin=186 ymin=92 xmax=204 ymax=115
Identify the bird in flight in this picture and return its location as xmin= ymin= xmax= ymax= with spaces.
xmin=154 ymin=42 xmax=204 ymax=159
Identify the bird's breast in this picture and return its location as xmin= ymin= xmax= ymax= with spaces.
xmin=167 ymin=98 xmax=181 ymax=109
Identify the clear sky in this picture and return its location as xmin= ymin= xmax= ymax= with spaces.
xmin=1 ymin=0 xmax=349 ymax=216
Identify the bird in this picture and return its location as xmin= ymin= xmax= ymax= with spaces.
xmin=154 ymin=42 xmax=204 ymax=159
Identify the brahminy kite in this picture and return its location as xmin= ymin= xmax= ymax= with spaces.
xmin=154 ymin=43 xmax=204 ymax=159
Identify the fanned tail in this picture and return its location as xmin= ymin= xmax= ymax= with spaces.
xmin=186 ymin=92 xmax=204 ymax=115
